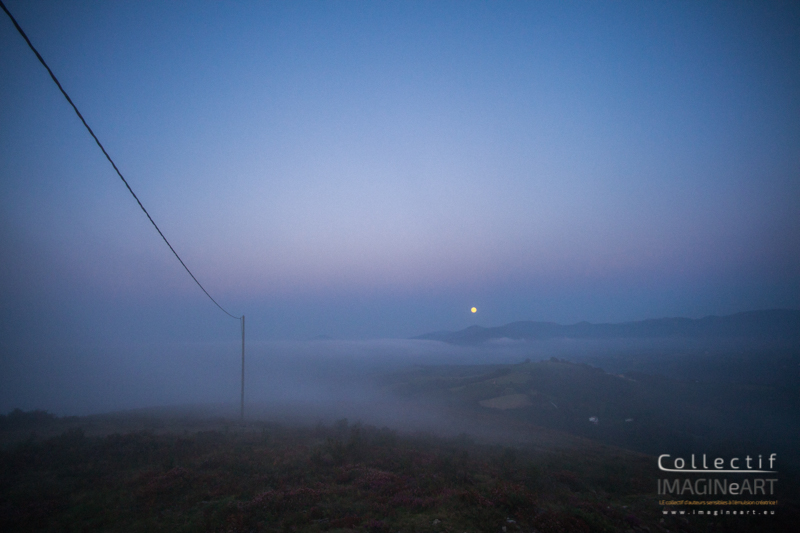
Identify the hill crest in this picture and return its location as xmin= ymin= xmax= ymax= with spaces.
xmin=414 ymin=309 xmax=800 ymax=345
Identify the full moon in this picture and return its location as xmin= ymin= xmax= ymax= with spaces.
xmin=471 ymin=307 xmax=477 ymax=313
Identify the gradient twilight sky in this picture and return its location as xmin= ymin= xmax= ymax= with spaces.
xmin=1 ymin=0 xmax=799 ymax=343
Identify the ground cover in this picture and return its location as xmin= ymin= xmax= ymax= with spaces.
xmin=1 ymin=411 xmax=794 ymax=532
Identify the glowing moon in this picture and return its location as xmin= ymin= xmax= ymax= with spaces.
xmin=471 ymin=307 xmax=477 ymax=313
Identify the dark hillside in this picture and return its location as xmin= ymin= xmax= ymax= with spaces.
xmin=380 ymin=359 xmax=800 ymax=469
xmin=416 ymin=309 xmax=800 ymax=345
xmin=1 ymin=412 xmax=795 ymax=532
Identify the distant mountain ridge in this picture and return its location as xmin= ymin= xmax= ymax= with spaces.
xmin=414 ymin=309 xmax=800 ymax=345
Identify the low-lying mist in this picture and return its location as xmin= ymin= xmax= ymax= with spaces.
xmin=3 ymin=335 xmax=799 ymax=476
xmin=0 ymin=339 xmax=527 ymax=441
xmin=3 ymin=336 xmax=795 ymax=419
xmin=0 ymin=339 xmax=520 ymax=416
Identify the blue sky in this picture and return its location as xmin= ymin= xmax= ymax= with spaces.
xmin=1 ymin=0 xmax=799 ymax=343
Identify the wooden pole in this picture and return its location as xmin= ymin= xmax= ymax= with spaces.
xmin=240 ymin=315 xmax=245 ymax=420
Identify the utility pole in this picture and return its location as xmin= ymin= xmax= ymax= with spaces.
xmin=240 ymin=315 xmax=245 ymax=420
xmin=0 ymin=0 xmax=250 ymax=425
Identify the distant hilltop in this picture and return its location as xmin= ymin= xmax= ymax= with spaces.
xmin=414 ymin=309 xmax=800 ymax=345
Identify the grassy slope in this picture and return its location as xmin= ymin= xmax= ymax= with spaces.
xmin=1 ymin=412 xmax=796 ymax=532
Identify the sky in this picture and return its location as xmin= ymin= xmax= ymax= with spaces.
xmin=1 ymin=0 xmax=799 ymax=350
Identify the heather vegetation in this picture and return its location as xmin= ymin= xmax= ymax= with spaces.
xmin=1 ymin=412 xmax=796 ymax=532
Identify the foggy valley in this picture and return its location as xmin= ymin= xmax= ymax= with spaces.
xmin=3 ymin=316 xmax=800 ymax=532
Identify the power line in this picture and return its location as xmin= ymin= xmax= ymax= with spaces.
xmin=1 ymin=0 xmax=240 ymax=321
